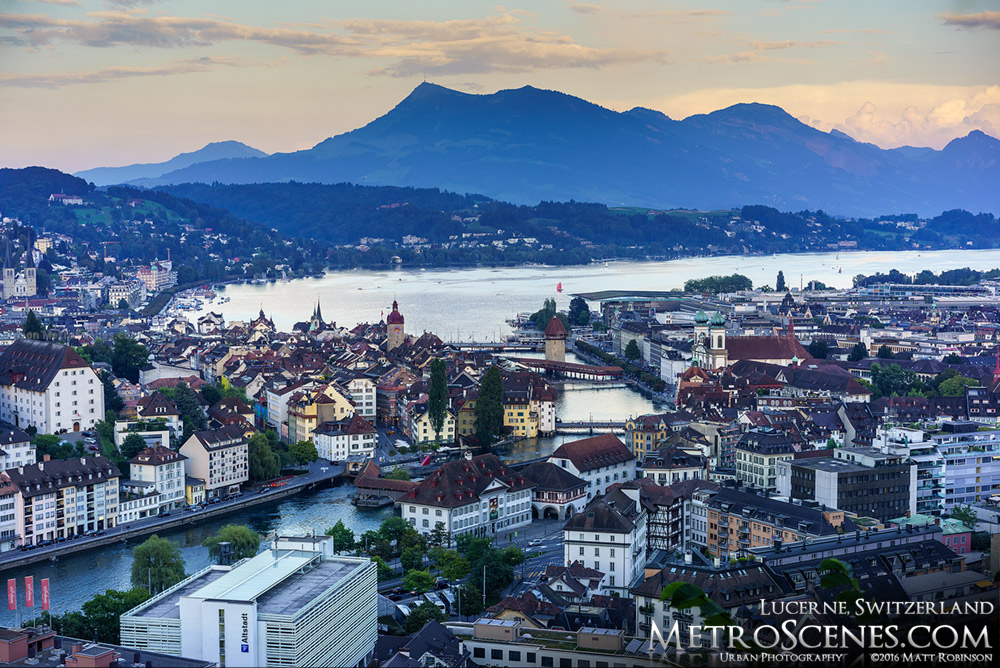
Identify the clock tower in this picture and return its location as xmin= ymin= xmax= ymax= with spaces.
xmin=387 ymin=300 xmax=405 ymax=350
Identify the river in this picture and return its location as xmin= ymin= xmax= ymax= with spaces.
xmin=187 ymin=249 xmax=1000 ymax=338
xmin=8 ymin=248 xmax=999 ymax=622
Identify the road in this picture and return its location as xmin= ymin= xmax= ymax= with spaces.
xmin=0 ymin=459 xmax=347 ymax=569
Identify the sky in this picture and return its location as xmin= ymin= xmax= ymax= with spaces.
xmin=1 ymin=0 xmax=998 ymax=173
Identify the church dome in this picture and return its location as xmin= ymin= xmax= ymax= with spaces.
xmin=387 ymin=300 xmax=404 ymax=325
xmin=710 ymin=311 xmax=725 ymax=326
xmin=694 ymin=310 xmax=709 ymax=324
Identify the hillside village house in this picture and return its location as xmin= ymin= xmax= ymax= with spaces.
xmin=0 ymin=339 xmax=106 ymax=433
xmin=179 ymin=425 xmax=249 ymax=500
xmin=548 ymin=434 xmax=636 ymax=500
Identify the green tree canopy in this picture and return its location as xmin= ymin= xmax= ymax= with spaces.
xmin=110 ymin=333 xmax=150 ymax=383
xmin=624 ymin=339 xmax=640 ymax=361
xmin=474 ymin=366 xmax=504 ymax=447
xmin=248 ymin=432 xmax=281 ymax=481
xmin=456 ymin=583 xmax=484 ymax=619
xmin=131 ymin=535 xmax=185 ymax=595
xmin=388 ymin=468 xmax=411 ymax=481
xmin=202 ymin=524 xmax=260 ymax=561
xmin=428 ymin=358 xmax=448 ymax=442
xmin=289 ymin=440 xmax=318 ymax=465
xmin=871 ymin=363 xmax=918 ymax=398
xmin=848 ymin=342 xmax=869 ymax=362
xmin=950 ymin=505 xmax=978 ymax=530
xmin=943 ymin=353 xmax=963 ymax=365
xmin=325 ymin=520 xmax=356 ymax=552
xmin=938 ymin=375 xmax=978 ymax=397
xmin=776 ymin=270 xmax=786 ymax=292
xmin=876 ymin=344 xmax=895 ymax=359
xmin=684 ymin=273 xmax=752 ymax=293
xmin=372 ymin=555 xmax=394 ymax=581
xmin=120 ymin=433 xmax=147 ymax=462
xmin=568 ymin=296 xmax=590 ymax=326
xmin=402 ymin=568 xmax=435 ymax=594
xmin=200 ymin=384 xmax=223 ymax=406
xmin=76 ymin=588 xmax=151 ymax=644
xmin=22 ymin=310 xmax=44 ymax=340
xmin=807 ymin=339 xmax=829 ymax=359
xmin=401 ymin=547 xmax=424 ymax=572
xmin=403 ymin=600 xmax=446 ymax=633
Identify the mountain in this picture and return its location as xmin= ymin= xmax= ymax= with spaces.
xmin=125 ymin=84 xmax=998 ymax=217
xmin=75 ymin=140 xmax=266 ymax=186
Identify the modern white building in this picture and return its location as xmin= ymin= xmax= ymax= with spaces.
xmin=930 ymin=422 xmax=1000 ymax=508
xmin=0 ymin=426 xmax=35 ymax=472
xmin=400 ymin=453 xmax=535 ymax=539
xmin=0 ymin=339 xmax=106 ymax=434
xmin=0 ymin=475 xmax=17 ymax=552
xmin=562 ymin=487 xmax=648 ymax=596
xmin=129 ymin=446 xmax=187 ymax=511
xmin=179 ymin=425 xmax=249 ymax=500
xmin=548 ymin=434 xmax=636 ymax=500
xmin=313 ymin=413 xmax=377 ymax=463
xmin=121 ymin=536 xmax=377 ymax=668
xmin=335 ymin=374 xmax=377 ymax=419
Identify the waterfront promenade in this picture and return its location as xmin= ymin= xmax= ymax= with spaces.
xmin=0 ymin=460 xmax=347 ymax=572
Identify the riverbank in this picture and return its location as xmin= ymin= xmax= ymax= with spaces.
xmin=0 ymin=461 xmax=345 ymax=572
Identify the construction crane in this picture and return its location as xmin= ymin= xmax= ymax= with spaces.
xmin=100 ymin=240 xmax=119 ymax=261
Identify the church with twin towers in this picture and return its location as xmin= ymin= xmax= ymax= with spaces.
xmin=2 ymin=240 xmax=36 ymax=299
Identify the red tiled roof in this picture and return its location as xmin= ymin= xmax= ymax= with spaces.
xmin=727 ymin=335 xmax=810 ymax=362
xmin=550 ymin=434 xmax=634 ymax=472
xmin=404 ymin=453 xmax=535 ymax=508
xmin=543 ymin=316 xmax=568 ymax=339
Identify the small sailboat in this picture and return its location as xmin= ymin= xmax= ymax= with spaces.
xmin=557 ymin=282 xmax=563 ymax=293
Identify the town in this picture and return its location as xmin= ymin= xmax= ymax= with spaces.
xmin=0 ymin=224 xmax=997 ymax=666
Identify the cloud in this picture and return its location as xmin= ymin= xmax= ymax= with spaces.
xmin=748 ymin=39 xmax=840 ymax=51
xmin=569 ymin=3 xmax=604 ymax=14
xmin=0 ymin=56 xmax=253 ymax=88
xmin=938 ymin=11 xmax=1000 ymax=30
xmin=621 ymin=82 xmax=1000 ymax=149
xmin=702 ymin=39 xmax=840 ymax=64
xmin=863 ymin=50 xmax=888 ymax=66
xmin=620 ymin=9 xmax=731 ymax=20
xmin=0 ymin=10 xmax=668 ymax=75
xmin=21 ymin=0 xmax=82 ymax=6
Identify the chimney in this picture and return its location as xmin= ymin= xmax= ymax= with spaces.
xmin=43 ymin=454 xmax=51 ymax=462
xmin=906 ymin=510 xmax=911 ymax=518
xmin=713 ymin=556 xmax=721 ymax=568
xmin=684 ymin=551 xmax=692 ymax=565
xmin=773 ymin=537 xmax=782 ymax=552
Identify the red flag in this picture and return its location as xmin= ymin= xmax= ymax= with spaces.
xmin=24 ymin=577 xmax=32 ymax=608
xmin=7 ymin=579 xmax=15 ymax=611
xmin=41 ymin=579 xmax=50 ymax=611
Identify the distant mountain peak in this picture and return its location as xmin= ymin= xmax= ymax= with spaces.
xmin=75 ymin=140 xmax=266 ymax=186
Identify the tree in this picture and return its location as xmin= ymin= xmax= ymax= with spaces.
xmin=22 ymin=310 xmax=44 ymax=340
xmin=474 ymin=366 xmax=504 ymax=447
xmin=117 ymin=298 xmax=130 ymax=311
xmin=826 ymin=438 xmax=838 ymax=449
xmin=200 ymin=384 xmax=223 ymax=406
xmin=528 ymin=298 xmax=558 ymax=330
xmin=403 ymin=601 xmax=446 ymax=633
xmin=624 ymin=339 xmax=640 ymax=362
xmin=401 ymin=547 xmax=424 ymax=572
xmin=99 ymin=369 xmax=125 ymax=414
xmin=402 ymin=568 xmax=435 ymax=594
xmin=456 ymin=583 xmax=484 ymax=619
xmin=776 ymin=270 xmax=786 ymax=292
xmin=168 ymin=382 xmax=206 ymax=441
xmin=203 ymin=524 xmax=260 ymax=561
xmin=110 ymin=334 xmax=149 ymax=383
xmin=248 ymin=432 xmax=281 ymax=481
xmin=289 ymin=440 xmax=318 ymax=465
xmin=325 ymin=520 xmax=356 ymax=552
xmin=427 ymin=358 xmax=448 ymax=443
xmin=876 ymin=345 xmax=895 ymax=359
xmin=131 ymin=535 xmax=185 ymax=595
xmin=119 ymin=433 xmax=147 ymax=462
xmin=428 ymin=522 xmax=450 ymax=547
xmin=77 ymin=588 xmax=151 ymax=644
xmin=568 ymin=296 xmax=590 ymax=327
xmin=388 ymin=468 xmax=411 ymax=481
xmin=871 ymin=363 xmax=918 ymax=398
xmin=938 ymin=375 xmax=978 ymax=397
xmin=684 ymin=274 xmax=752 ymax=293
xmin=943 ymin=353 xmax=963 ymax=365
xmin=951 ymin=505 xmax=978 ymax=530
xmin=848 ymin=342 xmax=868 ymax=362
xmin=372 ymin=556 xmax=394 ymax=581
xmin=807 ymin=339 xmax=828 ymax=359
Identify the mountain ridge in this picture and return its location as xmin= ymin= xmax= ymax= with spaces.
xmin=82 ymin=84 xmax=998 ymax=217
xmin=75 ymin=140 xmax=266 ymax=186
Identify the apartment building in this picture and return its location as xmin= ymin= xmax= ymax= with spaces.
xmin=641 ymin=445 xmax=708 ymax=486
xmin=0 ymin=426 xmax=35 ymax=472
xmin=548 ymin=434 xmax=636 ymax=501
xmin=179 ymin=425 xmax=249 ymax=500
xmin=313 ymin=413 xmax=377 ymax=462
xmin=129 ymin=446 xmax=187 ymax=511
xmin=5 ymin=456 xmax=120 ymax=546
xmin=399 ymin=453 xmax=534 ymax=539
xmin=562 ymin=487 xmax=648 ymax=596
xmin=0 ymin=339 xmax=106 ymax=434
xmin=734 ymin=428 xmax=800 ymax=490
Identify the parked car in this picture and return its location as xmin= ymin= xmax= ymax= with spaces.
xmin=528 ymin=538 xmax=543 ymax=547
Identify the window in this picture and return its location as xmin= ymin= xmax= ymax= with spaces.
xmin=473 ymin=647 xmax=485 ymax=659
xmin=541 ymin=657 xmax=554 ymax=667
xmin=491 ymin=649 xmax=503 ymax=660
xmin=509 ymin=650 xmax=521 ymax=661
xmin=527 ymin=652 xmax=537 ymax=664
